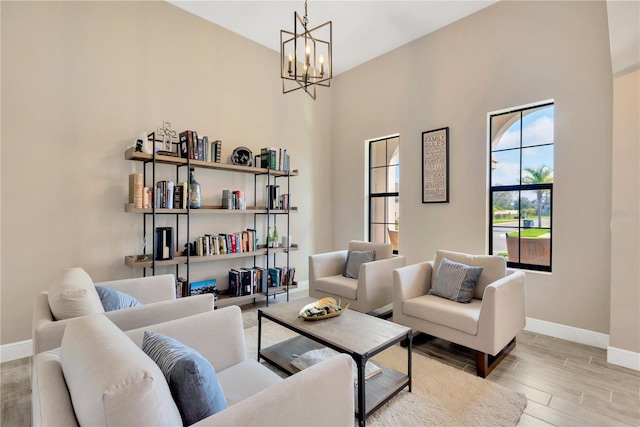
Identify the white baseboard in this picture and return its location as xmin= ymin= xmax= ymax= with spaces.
xmin=525 ymin=317 xmax=609 ymax=349
xmin=607 ymin=346 xmax=640 ymax=371
xmin=1 ymin=339 xmax=32 ymax=363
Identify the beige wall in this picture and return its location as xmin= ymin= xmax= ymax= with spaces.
xmin=610 ymin=69 xmax=640 ymax=353
xmin=332 ymin=1 xmax=614 ymax=333
xmin=0 ymin=1 xmax=333 ymax=344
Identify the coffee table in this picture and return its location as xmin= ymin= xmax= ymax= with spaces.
xmin=258 ymin=297 xmax=412 ymax=427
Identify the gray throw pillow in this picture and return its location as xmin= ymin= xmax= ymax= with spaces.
xmin=94 ymin=286 xmax=141 ymax=311
xmin=143 ymin=331 xmax=227 ymax=426
xmin=343 ymin=250 xmax=376 ymax=279
xmin=429 ymin=257 xmax=483 ymax=303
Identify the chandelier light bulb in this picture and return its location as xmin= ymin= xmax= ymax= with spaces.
xmin=319 ymin=54 xmax=325 ymax=75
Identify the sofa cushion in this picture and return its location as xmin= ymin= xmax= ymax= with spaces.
xmin=60 ymin=314 xmax=182 ymax=427
xmin=313 ymin=275 xmax=358 ymax=300
xmin=143 ymin=331 xmax=227 ymax=426
xmin=48 ymin=268 xmax=105 ymax=320
xmin=216 ymin=359 xmax=282 ymax=406
xmin=433 ymin=250 xmax=506 ymax=299
xmin=343 ymin=250 xmax=375 ymax=279
xmin=403 ymin=294 xmax=482 ymax=335
xmin=95 ymin=286 xmax=142 ymax=311
xmin=429 ymin=258 xmax=483 ymax=303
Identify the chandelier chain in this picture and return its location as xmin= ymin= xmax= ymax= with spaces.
xmin=303 ymin=0 xmax=308 ymax=27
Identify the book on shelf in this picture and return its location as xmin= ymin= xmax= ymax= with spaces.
xmin=189 ymin=279 xmax=218 ymax=298
xmin=209 ymin=139 xmax=222 ymax=162
xmin=179 ymin=130 xmax=197 ymax=159
xmin=165 ymin=181 xmax=174 ymax=209
xmin=155 ymin=182 xmax=164 ymax=208
xmin=200 ymin=136 xmax=208 ymax=162
xmin=218 ymin=233 xmax=228 ymax=254
xmin=247 ymin=229 xmax=257 ymax=252
xmin=177 ymin=182 xmax=188 ymax=209
xmin=239 ymin=269 xmax=253 ymax=295
xmin=129 ymin=173 xmax=143 ymax=208
xmin=253 ymin=266 xmax=268 ymax=293
xmin=143 ymin=187 xmax=153 ymax=208
xmin=173 ymin=185 xmax=183 ymax=209
xmin=228 ymin=270 xmax=241 ymax=297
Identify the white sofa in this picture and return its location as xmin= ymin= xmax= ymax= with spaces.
xmin=309 ymin=240 xmax=406 ymax=313
xmin=32 ymin=306 xmax=355 ymax=426
xmin=393 ymin=250 xmax=526 ymax=377
xmin=33 ymin=269 xmax=214 ymax=355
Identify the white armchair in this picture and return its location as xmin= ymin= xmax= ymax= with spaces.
xmin=309 ymin=240 xmax=406 ymax=314
xmin=393 ymin=250 xmax=526 ymax=377
xmin=33 ymin=268 xmax=215 ymax=355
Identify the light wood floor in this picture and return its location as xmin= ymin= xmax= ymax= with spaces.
xmin=2 ymin=291 xmax=639 ymax=426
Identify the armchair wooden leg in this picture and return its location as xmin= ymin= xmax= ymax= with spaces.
xmin=476 ymin=337 xmax=517 ymax=378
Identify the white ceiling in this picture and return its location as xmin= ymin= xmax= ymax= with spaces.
xmin=167 ymin=1 xmax=499 ymax=75
xmin=168 ymin=0 xmax=639 ymax=76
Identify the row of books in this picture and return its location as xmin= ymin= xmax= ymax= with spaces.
xmin=221 ymin=189 xmax=246 ymax=210
xmin=260 ymin=147 xmax=291 ymax=172
xmin=179 ymin=130 xmax=222 ymax=162
xmin=190 ymin=229 xmax=258 ymax=256
xmin=228 ymin=267 xmax=296 ymax=297
xmin=154 ymin=180 xmax=189 ymax=209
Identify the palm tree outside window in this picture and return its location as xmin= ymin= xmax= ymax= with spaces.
xmin=489 ymin=102 xmax=554 ymax=271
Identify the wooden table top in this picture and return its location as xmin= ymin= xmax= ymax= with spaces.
xmin=259 ymin=297 xmax=411 ymax=356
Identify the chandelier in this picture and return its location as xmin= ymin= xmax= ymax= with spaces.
xmin=280 ymin=0 xmax=332 ymax=100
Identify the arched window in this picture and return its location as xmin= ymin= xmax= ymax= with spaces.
xmin=489 ymin=102 xmax=554 ymax=271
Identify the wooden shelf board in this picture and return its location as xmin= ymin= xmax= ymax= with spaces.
xmin=124 ymin=245 xmax=298 ymax=269
xmin=215 ymin=284 xmax=298 ymax=308
xmin=124 ymin=204 xmax=298 ymax=214
xmin=125 ymin=147 xmax=298 ymax=177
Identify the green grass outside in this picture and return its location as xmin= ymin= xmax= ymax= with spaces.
xmin=493 ymin=215 xmax=550 ymax=225
xmin=493 ymin=218 xmax=517 ymax=224
xmin=507 ymin=229 xmax=550 ymax=238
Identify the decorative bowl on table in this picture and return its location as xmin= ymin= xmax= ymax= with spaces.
xmin=299 ymin=297 xmax=349 ymax=321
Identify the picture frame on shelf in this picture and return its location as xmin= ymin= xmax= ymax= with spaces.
xmin=422 ymin=127 xmax=449 ymax=203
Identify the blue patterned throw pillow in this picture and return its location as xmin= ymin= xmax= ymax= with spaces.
xmin=142 ymin=331 xmax=227 ymax=426
xmin=94 ymin=286 xmax=141 ymax=311
xmin=429 ymin=257 xmax=484 ymax=303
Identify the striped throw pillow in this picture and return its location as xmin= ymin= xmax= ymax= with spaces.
xmin=143 ymin=331 xmax=227 ymax=426
xmin=429 ymin=257 xmax=483 ymax=303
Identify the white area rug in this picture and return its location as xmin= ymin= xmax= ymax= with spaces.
xmin=245 ymin=322 xmax=527 ymax=427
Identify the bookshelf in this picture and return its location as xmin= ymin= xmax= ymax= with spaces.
xmin=124 ymin=144 xmax=298 ymax=307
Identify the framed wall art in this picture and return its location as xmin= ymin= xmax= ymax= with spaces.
xmin=422 ymin=127 xmax=449 ymax=203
